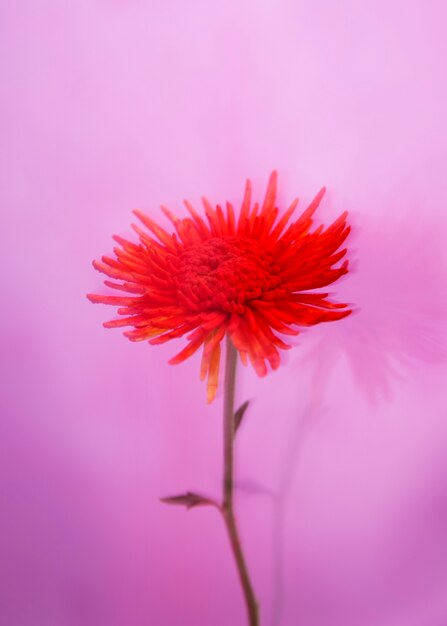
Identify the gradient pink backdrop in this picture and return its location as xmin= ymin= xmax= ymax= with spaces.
xmin=1 ymin=1 xmax=447 ymax=625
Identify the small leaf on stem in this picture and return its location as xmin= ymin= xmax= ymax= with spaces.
xmin=160 ymin=491 xmax=218 ymax=510
xmin=234 ymin=400 xmax=250 ymax=434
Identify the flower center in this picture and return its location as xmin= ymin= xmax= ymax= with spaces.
xmin=176 ymin=237 xmax=278 ymax=313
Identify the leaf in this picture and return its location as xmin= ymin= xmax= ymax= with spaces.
xmin=160 ymin=491 xmax=218 ymax=510
xmin=234 ymin=400 xmax=250 ymax=434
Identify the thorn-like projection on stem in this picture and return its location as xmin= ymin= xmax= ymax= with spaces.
xmin=234 ymin=400 xmax=250 ymax=435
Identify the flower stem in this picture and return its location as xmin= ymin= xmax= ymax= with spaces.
xmin=222 ymin=336 xmax=259 ymax=626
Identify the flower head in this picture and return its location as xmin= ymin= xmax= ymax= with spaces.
xmin=88 ymin=172 xmax=351 ymax=402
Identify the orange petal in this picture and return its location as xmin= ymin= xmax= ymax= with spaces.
xmin=206 ymin=342 xmax=221 ymax=403
xmin=261 ymin=170 xmax=277 ymax=216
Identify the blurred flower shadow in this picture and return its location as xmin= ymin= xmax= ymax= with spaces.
xmin=298 ymin=210 xmax=447 ymax=404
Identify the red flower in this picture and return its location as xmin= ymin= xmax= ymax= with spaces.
xmin=88 ymin=172 xmax=351 ymax=402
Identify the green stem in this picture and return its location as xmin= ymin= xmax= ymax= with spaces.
xmin=222 ymin=336 xmax=260 ymax=626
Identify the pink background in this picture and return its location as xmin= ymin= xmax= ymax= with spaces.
xmin=1 ymin=1 xmax=447 ymax=625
